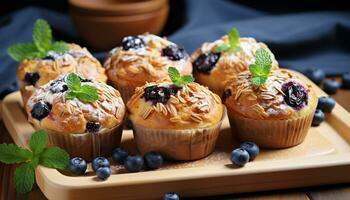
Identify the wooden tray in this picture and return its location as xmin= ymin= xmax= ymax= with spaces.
xmin=2 ymin=71 xmax=350 ymax=200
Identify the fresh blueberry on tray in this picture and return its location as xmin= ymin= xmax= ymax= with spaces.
xmin=122 ymin=36 xmax=145 ymax=51
xmin=342 ymin=73 xmax=350 ymax=89
xmin=230 ymin=148 xmax=250 ymax=167
xmin=31 ymin=101 xmax=51 ymax=120
xmin=96 ymin=167 xmax=111 ymax=180
xmin=304 ymin=68 xmax=325 ymax=85
xmin=124 ymin=155 xmax=144 ymax=172
xmin=144 ymin=151 xmax=164 ymax=170
xmin=323 ymin=79 xmax=340 ymax=94
xmin=162 ymin=45 xmax=187 ymax=61
xmin=92 ymin=157 xmax=110 ymax=172
xmin=240 ymin=142 xmax=260 ymax=161
xmin=68 ymin=157 xmax=87 ymax=175
xmin=317 ymin=96 xmax=336 ymax=113
xmin=112 ymin=147 xmax=129 ymax=164
xmin=162 ymin=192 xmax=180 ymax=200
xmin=193 ymin=52 xmax=221 ymax=73
xmin=312 ymin=109 xmax=325 ymax=127
xmin=24 ymin=72 xmax=40 ymax=86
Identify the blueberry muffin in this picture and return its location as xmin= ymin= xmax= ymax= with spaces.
xmin=26 ymin=73 xmax=125 ymax=160
xmin=104 ymin=33 xmax=193 ymax=103
xmin=127 ymin=78 xmax=225 ymax=160
xmin=191 ymin=29 xmax=278 ymax=96
xmin=223 ymin=68 xmax=317 ymax=148
xmin=16 ymin=43 xmax=107 ymax=106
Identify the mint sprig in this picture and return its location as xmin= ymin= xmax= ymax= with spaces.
xmin=65 ymin=73 xmax=99 ymax=102
xmin=168 ymin=67 xmax=194 ymax=86
xmin=249 ymin=48 xmax=272 ymax=86
xmin=0 ymin=130 xmax=70 ymax=194
xmin=7 ymin=19 xmax=69 ymax=62
xmin=214 ymin=27 xmax=241 ymax=53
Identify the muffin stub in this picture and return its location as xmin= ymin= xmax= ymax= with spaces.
xmin=104 ymin=33 xmax=193 ymax=102
xmin=16 ymin=43 xmax=107 ymax=105
xmin=191 ymin=37 xmax=279 ymax=95
xmin=127 ymin=81 xmax=224 ymax=129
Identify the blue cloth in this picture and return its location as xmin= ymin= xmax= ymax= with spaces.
xmin=1 ymin=1 xmax=350 ymax=96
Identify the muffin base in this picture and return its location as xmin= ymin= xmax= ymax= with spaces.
xmin=45 ymin=124 xmax=123 ymax=161
xmin=132 ymin=109 xmax=226 ymax=161
xmin=228 ymin=108 xmax=316 ymax=149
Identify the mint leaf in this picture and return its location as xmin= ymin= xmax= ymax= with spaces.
xmin=66 ymin=73 xmax=81 ymax=91
xmin=78 ymin=85 xmax=99 ymax=102
xmin=182 ymin=75 xmax=195 ymax=83
xmin=7 ymin=43 xmax=40 ymax=62
xmin=0 ymin=144 xmax=32 ymax=164
xmin=39 ymin=147 xmax=69 ymax=170
xmin=168 ymin=67 xmax=194 ymax=86
xmin=50 ymin=41 xmax=69 ymax=53
xmin=14 ymin=162 xmax=35 ymax=194
xmin=249 ymin=48 xmax=272 ymax=86
xmin=65 ymin=73 xmax=99 ymax=102
xmin=214 ymin=27 xmax=240 ymax=53
xmin=33 ymin=19 xmax=52 ymax=52
xmin=29 ymin=129 xmax=47 ymax=155
xmin=214 ymin=44 xmax=230 ymax=53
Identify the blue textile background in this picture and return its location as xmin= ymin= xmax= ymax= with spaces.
xmin=1 ymin=0 xmax=350 ymax=95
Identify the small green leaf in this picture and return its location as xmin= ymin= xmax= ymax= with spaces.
xmin=77 ymin=85 xmax=99 ymax=102
xmin=0 ymin=144 xmax=32 ymax=164
xmin=7 ymin=43 xmax=40 ymax=62
xmin=39 ymin=147 xmax=69 ymax=170
xmin=227 ymin=27 xmax=240 ymax=52
xmin=66 ymin=73 xmax=81 ymax=91
xmin=249 ymin=48 xmax=272 ymax=86
xmin=251 ymin=76 xmax=268 ymax=86
xmin=168 ymin=67 xmax=194 ymax=86
xmin=65 ymin=91 xmax=77 ymax=100
xmin=181 ymin=75 xmax=195 ymax=84
xmin=29 ymin=130 xmax=47 ymax=155
xmin=50 ymin=41 xmax=69 ymax=54
xmin=255 ymin=48 xmax=272 ymax=68
xmin=14 ymin=162 xmax=35 ymax=194
xmin=33 ymin=19 xmax=52 ymax=52
xmin=214 ymin=44 xmax=230 ymax=53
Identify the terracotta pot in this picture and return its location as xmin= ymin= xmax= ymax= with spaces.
xmin=69 ymin=0 xmax=169 ymax=51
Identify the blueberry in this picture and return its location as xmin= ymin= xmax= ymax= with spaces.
xmin=96 ymin=167 xmax=111 ymax=180
xmin=112 ymin=147 xmax=129 ymax=164
xmin=312 ymin=109 xmax=325 ymax=127
xmin=68 ymin=157 xmax=87 ymax=175
xmin=162 ymin=192 xmax=180 ymax=200
xmin=24 ymin=72 xmax=40 ymax=86
xmin=317 ymin=96 xmax=336 ymax=113
xmin=281 ymin=81 xmax=308 ymax=110
xmin=342 ymin=73 xmax=350 ymax=89
xmin=304 ymin=68 xmax=325 ymax=85
xmin=240 ymin=142 xmax=259 ymax=161
xmin=144 ymin=151 xmax=163 ymax=170
xmin=31 ymin=101 xmax=51 ymax=120
xmin=221 ymin=89 xmax=232 ymax=103
xmin=143 ymin=85 xmax=180 ymax=104
xmin=323 ymin=79 xmax=340 ymax=94
xmin=193 ymin=52 xmax=220 ymax=73
xmin=86 ymin=122 xmax=100 ymax=133
xmin=92 ymin=157 xmax=110 ymax=172
xmin=162 ymin=45 xmax=187 ymax=61
xmin=230 ymin=148 xmax=250 ymax=167
xmin=122 ymin=36 xmax=145 ymax=51
xmin=124 ymin=155 xmax=144 ymax=172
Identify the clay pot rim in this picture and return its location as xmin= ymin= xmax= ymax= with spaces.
xmin=69 ymin=0 xmax=167 ymax=16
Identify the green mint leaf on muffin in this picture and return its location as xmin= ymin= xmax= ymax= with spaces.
xmin=66 ymin=73 xmax=99 ymax=102
xmin=168 ymin=67 xmax=194 ymax=86
xmin=0 ymin=130 xmax=70 ymax=194
xmin=7 ymin=18 xmax=69 ymax=62
xmin=249 ymin=48 xmax=272 ymax=86
xmin=214 ymin=27 xmax=241 ymax=53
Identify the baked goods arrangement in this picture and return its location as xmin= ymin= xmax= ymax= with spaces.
xmin=4 ymin=19 xmax=327 ymax=193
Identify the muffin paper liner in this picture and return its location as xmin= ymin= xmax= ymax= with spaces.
xmin=227 ymin=108 xmax=316 ymax=149
xmin=45 ymin=124 xmax=123 ymax=161
xmin=109 ymin=81 xmax=136 ymax=104
xmin=131 ymin=109 xmax=226 ymax=161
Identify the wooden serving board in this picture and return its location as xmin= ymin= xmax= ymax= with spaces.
xmin=2 ymin=71 xmax=350 ymax=200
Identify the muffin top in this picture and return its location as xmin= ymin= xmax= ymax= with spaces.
xmin=104 ymin=33 xmax=193 ymax=86
xmin=192 ymin=36 xmax=279 ymax=75
xmin=26 ymin=73 xmax=125 ymax=134
xmin=127 ymin=80 xmax=224 ymax=129
xmin=16 ymin=43 xmax=107 ymax=87
xmin=224 ymin=69 xmax=317 ymax=120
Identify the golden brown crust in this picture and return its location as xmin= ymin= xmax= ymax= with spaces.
xmin=127 ymin=81 xmax=224 ymax=129
xmin=104 ymin=33 xmax=192 ymax=88
xmin=224 ymin=69 xmax=317 ymax=120
xmin=192 ymin=37 xmax=279 ymax=95
xmin=26 ymin=75 xmax=125 ymax=134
